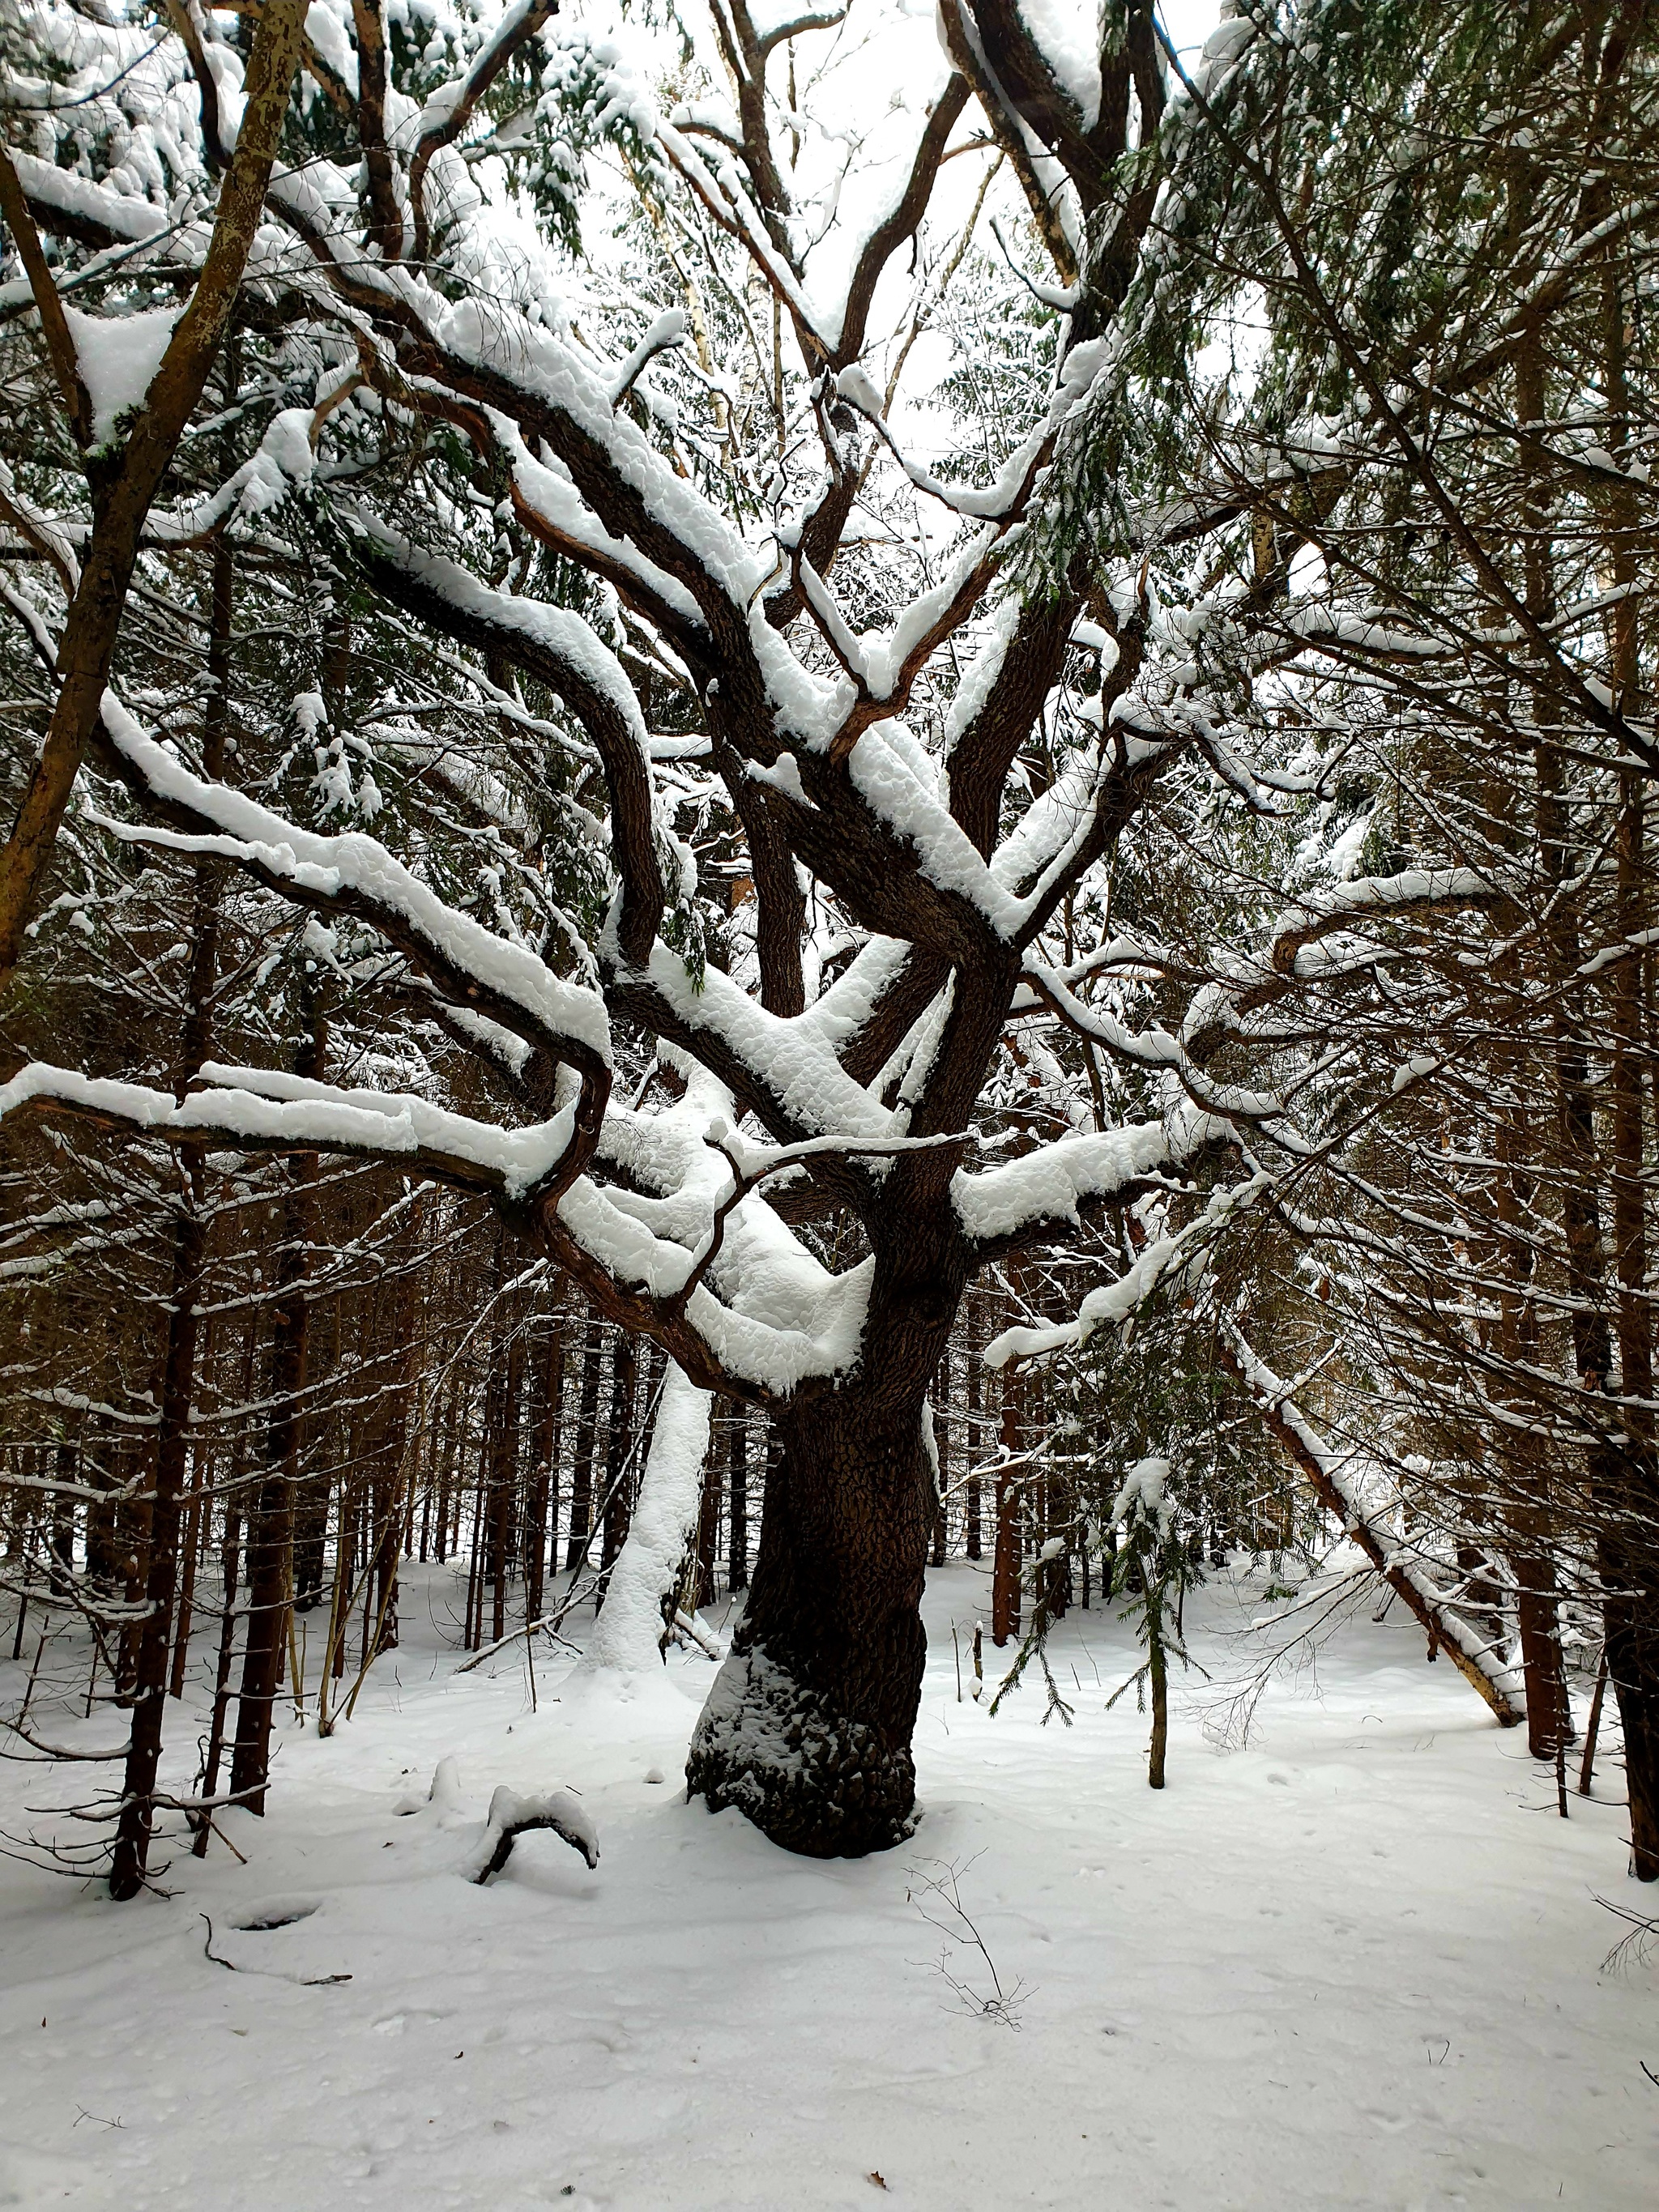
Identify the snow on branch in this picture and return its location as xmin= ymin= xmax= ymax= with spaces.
xmin=463 ymin=1785 xmax=599 ymax=1882
xmin=342 ymin=514 xmax=667 ymax=966
xmin=608 ymin=309 xmax=691 ymax=405
xmin=953 ymin=1120 xmax=1177 ymax=1255
xmin=413 ymin=301 xmax=759 ymax=637
xmin=0 ymin=1063 xmax=582 ymax=1205
xmin=608 ymin=944 xmax=898 ymax=1147
xmin=834 ymin=328 xmax=1127 ymax=526
xmin=407 ymin=0 xmax=559 ymax=267
xmin=1020 ymin=958 xmax=1293 ymax=1129
xmin=94 ymin=693 xmax=612 ymax=1080
xmin=983 ymin=1175 xmax=1270 ymax=1366
xmin=1217 ymin=1327 xmax=1527 ymax=1727
xmin=1268 ymin=868 xmax=1517 ymax=976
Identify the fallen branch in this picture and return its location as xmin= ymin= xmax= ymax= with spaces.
xmin=198 ymin=1913 xmax=350 ymax=1985
xmin=464 ymin=1786 xmax=599 ymax=1883
xmin=669 ymin=1608 xmax=723 ymax=1660
xmin=1596 ymin=1893 xmax=1659 ymax=1975
xmin=1219 ymin=1325 xmax=1526 ymax=1727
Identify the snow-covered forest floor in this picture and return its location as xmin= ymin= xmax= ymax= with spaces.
xmin=1 ymin=1562 xmax=1653 ymax=2212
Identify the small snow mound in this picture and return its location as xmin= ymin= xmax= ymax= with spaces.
xmin=230 ymin=1894 xmax=322 ymax=1933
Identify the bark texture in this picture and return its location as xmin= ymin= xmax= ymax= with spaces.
xmin=685 ymin=1392 xmax=935 ymax=1856
xmin=1600 ymin=1486 xmax=1659 ymax=1881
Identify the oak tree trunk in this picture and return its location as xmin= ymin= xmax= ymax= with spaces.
xmin=685 ymin=1389 xmax=934 ymax=1856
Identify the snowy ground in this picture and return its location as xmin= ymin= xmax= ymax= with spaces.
xmin=1 ymin=1559 xmax=1654 ymax=2212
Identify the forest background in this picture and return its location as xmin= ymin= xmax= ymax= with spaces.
xmin=1 ymin=0 xmax=1657 ymax=1950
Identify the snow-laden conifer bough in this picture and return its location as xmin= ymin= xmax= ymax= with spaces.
xmin=0 ymin=0 xmax=1590 ymax=1877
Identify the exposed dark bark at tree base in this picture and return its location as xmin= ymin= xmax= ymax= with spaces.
xmin=1601 ymin=1516 xmax=1659 ymax=1881
xmin=685 ymin=1392 xmax=933 ymax=1857
xmin=1607 ymin=1627 xmax=1659 ymax=1882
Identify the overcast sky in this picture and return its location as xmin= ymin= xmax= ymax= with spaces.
xmin=1158 ymin=0 xmax=1224 ymax=62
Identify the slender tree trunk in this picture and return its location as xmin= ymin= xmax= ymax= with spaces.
xmin=463 ymin=1433 xmax=487 ymax=1652
xmin=290 ymin=1467 xmax=332 ymax=1613
xmin=109 ymin=554 xmax=237 ymax=1886
xmin=727 ymin=1410 xmax=748 ymax=1594
xmin=965 ymin=1292 xmax=983 ymax=1561
xmin=114 ymin=1434 xmax=149 ymax=1703
xmin=524 ymin=1306 xmax=563 ymax=1625
xmin=192 ymin=1496 xmax=241 ymax=1856
xmin=168 ymin=1427 xmax=208 ymax=1700
xmin=85 ymin=1420 xmax=119 ymax=1589
xmin=228 ymin=1000 xmax=322 ymax=1812
xmin=1516 ymin=1555 xmax=1573 ymax=1761
xmin=566 ymin=1315 xmax=602 ymax=1570
xmin=992 ymin=1363 xmax=1021 ymax=1647
xmin=433 ymin=1374 xmax=462 ymax=1566
xmin=481 ymin=1264 xmax=520 ymax=1647
xmin=1147 ymin=1591 xmax=1168 ymax=1791
xmin=289 ymin=1276 xmax=336 ymax=1615
xmin=597 ymin=1328 xmax=637 ymax=1599
xmin=693 ymin=1416 xmax=723 ymax=1613
xmin=109 ymin=1204 xmax=205 ymax=1897
xmin=49 ymin=1441 xmax=75 ymax=1579
xmin=228 ymin=1273 xmax=305 ymax=1809
xmin=931 ymin=1383 xmax=949 ymax=1568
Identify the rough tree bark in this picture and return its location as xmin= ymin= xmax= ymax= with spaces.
xmin=685 ymin=1385 xmax=936 ymax=1856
